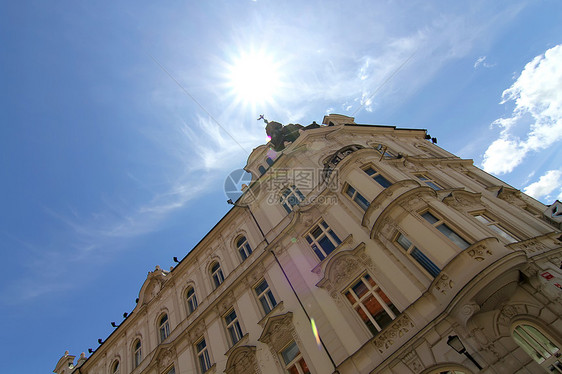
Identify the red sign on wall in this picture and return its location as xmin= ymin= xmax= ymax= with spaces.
xmin=541 ymin=272 xmax=554 ymax=280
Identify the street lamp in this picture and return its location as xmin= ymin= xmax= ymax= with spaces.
xmin=447 ymin=335 xmax=483 ymax=370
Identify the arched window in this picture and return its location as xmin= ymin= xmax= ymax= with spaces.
xmin=236 ymin=236 xmax=252 ymax=261
xmin=133 ymin=339 xmax=142 ymax=368
xmin=211 ymin=262 xmax=225 ymax=288
xmin=111 ymin=360 xmax=120 ymax=374
xmin=280 ymin=185 xmax=305 ymax=213
xmin=258 ymin=165 xmax=267 ymax=175
xmin=511 ymin=322 xmax=562 ymax=371
xmin=186 ymin=286 xmax=198 ymax=315
xmin=266 ymin=157 xmax=274 ymax=166
xmin=159 ymin=314 xmax=170 ymax=342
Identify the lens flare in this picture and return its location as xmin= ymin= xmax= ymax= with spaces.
xmin=311 ymin=318 xmax=321 ymax=348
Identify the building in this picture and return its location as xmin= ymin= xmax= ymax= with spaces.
xmin=54 ymin=114 xmax=562 ymax=374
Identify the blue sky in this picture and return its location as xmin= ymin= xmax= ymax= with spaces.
xmin=1 ymin=1 xmax=562 ymax=372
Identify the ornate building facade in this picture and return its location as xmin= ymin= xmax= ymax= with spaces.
xmin=55 ymin=114 xmax=562 ymax=374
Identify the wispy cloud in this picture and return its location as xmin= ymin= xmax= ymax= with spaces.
xmin=524 ymin=169 xmax=562 ymax=201
xmin=482 ymin=44 xmax=562 ymax=174
xmin=474 ymin=56 xmax=495 ymax=69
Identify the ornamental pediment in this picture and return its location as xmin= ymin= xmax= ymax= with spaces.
xmin=137 ymin=265 xmax=170 ymax=306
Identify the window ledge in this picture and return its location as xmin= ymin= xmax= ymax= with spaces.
xmin=224 ymin=333 xmax=249 ymax=356
xmin=257 ymin=301 xmax=285 ymax=328
xmin=203 ymin=363 xmax=216 ymax=374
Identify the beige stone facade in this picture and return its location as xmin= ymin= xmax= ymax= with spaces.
xmin=55 ymin=114 xmax=562 ymax=374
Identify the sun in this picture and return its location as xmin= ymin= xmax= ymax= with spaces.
xmin=227 ymin=49 xmax=282 ymax=107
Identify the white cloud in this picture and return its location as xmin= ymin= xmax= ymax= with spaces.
xmin=523 ymin=169 xmax=562 ymax=201
xmin=482 ymin=44 xmax=562 ymax=174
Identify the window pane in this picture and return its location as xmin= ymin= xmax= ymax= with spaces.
xmin=260 ymin=297 xmax=272 ymax=314
xmin=426 ymin=181 xmax=441 ymax=190
xmin=255 ymin=280 xmax=268 ymax=295
xmin=513 ymin=329 xmax=546 ymax=363
xmin=525 ymin=325 xmax=559 ymax=354
xmin=436 ymin=224 xmax=470 ymax=249
xmin=355 ymin=194 xmax=370 ymax=211
xmin=396 ymin=233 xmax=411 ymax=250
xmin=318 ymin=236 xmax=336 ymax=256
xmin=282 ymin=342 xmax=300 ymax=365
xmin=411 ymin=247 xmax=441 ymax=277
xmin=489 ymin=224 xmax=518 ymax=243
xmin=422 ymin=212 xmax=438 ymax=224
xmin=373 ymin=174 xmax=392 ymax=188
xmin=346 ymin=185 xmax=356 ymax=198
xmin=352 ymin=280 xmax=368 ymax=298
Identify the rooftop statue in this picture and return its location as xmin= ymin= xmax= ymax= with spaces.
xmin=258 ymin=115 xmax=304 ymax=151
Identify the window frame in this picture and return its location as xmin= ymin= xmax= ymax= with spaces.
xmin=196 ymin=337 xmax=212 ymax=373
xmin=111 ymin=360 xmax=120 ymax=374
xmin=236 ymin=236 xmax=253 ymax=262
xmin=421 ymin=210 xmax=471 ymax=250
xmin=186 ymin=285 xmax=198 ymax=315
xmin=414 ymin=173 xmax=444 ymax=191
xmin=343 ymin=183 xmax=370 ymax=211
xmin=280 ymin=341 xmax=310 ymax=374
xmin=344 ymin=272 xmax=399 ymax=336
xmin=254 ymin=278 xmax=277 ymax=315
xmin=133 ymin=339 xmax=142 ymax=368
xmin=280 ymin=185 xmax=306 ymax=213
xmin=305 ymin=219 xmax=342 ymax=261
xmin=363 ymin=166 xmax=392 ymax=188
xmin=158 ymin=313 xmax=171 ymax=343
xmin=472 ymin=212 xmax=519 ymax=243
xmin=374 ymin=143 xmax=395 ymax=158
xmin=511 ymin=322 xmax=562 ymax=372
xmin=394 ymin=231 xmax=441 ymax=278
xmin=224 ymin=308 xmax=244 ymax=347
xmin=210 ymin=262 xmax=225 ymax=289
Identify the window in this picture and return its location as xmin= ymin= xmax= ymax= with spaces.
xmin=305 ymin=220 xmax=342 ymax=260
xmin=415 ymin=173 xmax=443 ymax=190
xmin=258 ymin=165 xmax=266 ymax=175
xmin=344 ymin=273 xmax=399 ymax=336
xmin=224 ymin=309 xmax=244 ymax=346
xmin=236 ymin=236 xmax=252 ymax=261
xmin=374 ymin=144 xmax=395 ymax=158
xmin=512 ymin=323 xmax=562 ymax=372
xmin=364 ymin=166 xmax=392 ymax=188
xmin=344 ymin=184 xmax=370 ymax=211
xmin=422 ymin=211 xmax=470 ymax=249
xmin=266 ymin=157 xmax=274 ymax=166
xmin=281 ymin=341 xmax=310 ymax=374
xmin=210 ymin=262 xmax=224 ymax=288
xmin=255 ymin=279 xmax=277 ymax=314
xmin=186 ymin=286 xmax=198 ymax=315
xmin=159 ymin=314 xmax=170 ymax=342
xmin=111 ymin=360 xmax=120 ymax=374
xmin=473 ymin=213 xmax=518 ymax=243
xmin=395 ymin=232 xmax=441 ymax=277
xmin=165 ymin=367 xmax=176 ymax=374
xmin=280 ymin=185 xmax=305 ymax=213
xmin=196 ymin=338 xmax=212 ymax=373
xmin=133 ymin=339 xmax=142 ymax=368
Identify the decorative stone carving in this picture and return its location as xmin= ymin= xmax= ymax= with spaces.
xmin=217 ymin=291 xmax=236 ymax=316
xmin=225 ymin=346 xmax=260 ymax=374
xmin=467 ymin=243 xmax=493 ymax=262
xmin=510 ymin=239 xmax=548 ymax=254
xmin=434 ymin=273 xmax=454 ymax=295
xmin=258 ymin=312 xmax=299 ymax=366
xmin=373 ymin=314 xmax=415 ymax=354
xmin=497 ymin=304 xmax=527 ymax=328
xmin=442 ymin=190 xmax=482 ymax=211
xmin=401 ymin=350 xmax=424 ymax=374
xmin=244 ymin=262 xmax=266 ymax=288
xmin=156 ymin=346 xmax=175 ymax=371
xmin=188 ymin=320 xmax=206 ymax=343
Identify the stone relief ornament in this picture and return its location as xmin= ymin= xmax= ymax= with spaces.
xmin=225 ymin=346 xmax=260 ymax=374
xmin=258 ymin=312 xmax=299 ymax=366
xmin=467 ymin=244 xmax=493 ymax=262
xmin=373 ymin=313 xmax=415 ymax=354
xmin=401 ymin=350 xmax=424 ymax=374
xmin=434 ymin=273 xmax=454 ymax=295
xmin=156 ymin=346 xmax=175 ymax=370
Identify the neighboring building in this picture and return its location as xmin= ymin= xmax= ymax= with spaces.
xmin=55 ymin=114 xmax=562 ymax=374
